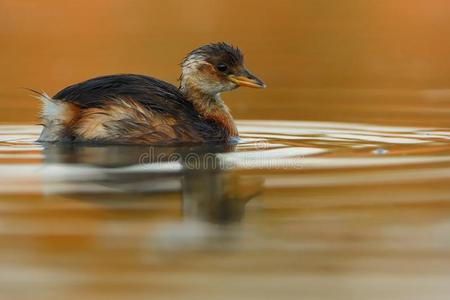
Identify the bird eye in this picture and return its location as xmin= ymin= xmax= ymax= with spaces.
xmin=217 ymin=64 xmax=228 ymax=72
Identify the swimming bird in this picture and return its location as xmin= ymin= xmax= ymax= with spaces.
xmin=36 ymin=43 xmax=265 ymax=145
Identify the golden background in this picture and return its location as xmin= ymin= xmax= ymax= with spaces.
xmin=1 ymin=0 xmax=449 ymax=125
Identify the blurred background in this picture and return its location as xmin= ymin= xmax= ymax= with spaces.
xmin=1 ymin=0 xmax=450 ymax=126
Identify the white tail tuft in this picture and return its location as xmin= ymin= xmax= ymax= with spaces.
xmin=32 ymin=91 xmax=72 ymax=142
xmin=32 ymin=92 xmax=64 ymax=121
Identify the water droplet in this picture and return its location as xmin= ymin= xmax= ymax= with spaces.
xmin=373 ymin=148 xmax=388 ymax=155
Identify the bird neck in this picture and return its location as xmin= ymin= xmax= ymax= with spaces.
xmin=180 ymin=79 xmax=238 ymax=138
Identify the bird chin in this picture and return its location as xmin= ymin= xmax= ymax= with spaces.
xmin=222 ymin=82 xmax=239 ymax=92
xmin=197 ymin=81 xmax=237 ymax=95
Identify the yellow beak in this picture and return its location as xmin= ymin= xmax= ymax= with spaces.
xmin=228 ymin=71 xmax=266 ymax=89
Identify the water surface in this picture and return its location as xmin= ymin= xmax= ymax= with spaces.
xmin=1 ymin=120 xmax=450 ymax=300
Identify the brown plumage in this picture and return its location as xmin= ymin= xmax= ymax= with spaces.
xmin=37 ymin=43 xmax=265 ymax=145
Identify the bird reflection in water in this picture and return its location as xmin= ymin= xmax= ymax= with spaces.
xmin=42 ymin=143 xmax=263 ymax=230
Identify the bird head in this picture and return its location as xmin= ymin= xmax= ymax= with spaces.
xmin=180 ymin=43 xmax=265 ymax=96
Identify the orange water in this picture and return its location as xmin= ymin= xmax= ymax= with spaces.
xmin=0 ymin=121 xmax=449 ymax=299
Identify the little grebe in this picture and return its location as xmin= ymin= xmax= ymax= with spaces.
xmin=36 ymin=43 xmax=265 ymax=144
